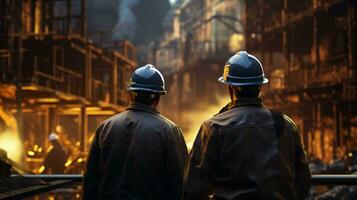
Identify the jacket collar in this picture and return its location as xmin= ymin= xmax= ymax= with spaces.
xmin=126 ymin=102 xmax=159 ymax=114
xmin=218 ymin=97 xmax=264 ymax=114
xmin=230 ymin=97 xmax=264 ymax=108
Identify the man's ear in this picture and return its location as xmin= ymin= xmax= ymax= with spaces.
xmin=153 ymin=95 xmax=161 ymax=107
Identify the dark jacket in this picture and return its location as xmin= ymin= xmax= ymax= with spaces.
xmin=183 ymin=97 xmax=311 ymax=200
xmin=83 ymin=103 xmax=188 ymax=200
xmin=44 ymin=141 xmax=68 ymax=174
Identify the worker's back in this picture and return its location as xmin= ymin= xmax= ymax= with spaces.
xmin=183 ymin=98 xmax=311 ymax=200
xmin=44 ymin=141 xmax=67 ymax=174
xmin=84 ymin=103 xmax=188 ymax=200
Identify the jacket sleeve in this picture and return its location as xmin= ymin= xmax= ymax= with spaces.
xmin=165 ymin=126 xmax=188 ymax=200
xmin=183 ymin=122 xmax=217 ymax=200
xmin=294 ymin=128 xmax=311 ymax=200
xmin=83 ymin=124 xmax=103 ymax=200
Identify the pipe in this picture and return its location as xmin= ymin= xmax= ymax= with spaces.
xmin=11 ymin=174 xmax=357 ymax=185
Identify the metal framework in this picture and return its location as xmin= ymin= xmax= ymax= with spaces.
xmin=0 ymin=0 xmax=137 ymax=173
xmin=0 ymin=174 xmax=356 ymax=199
xmin=244 ymin=0 xmax=357 ymax=163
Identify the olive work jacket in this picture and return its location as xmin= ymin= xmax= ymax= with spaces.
xmin=183 ymin=97 xmax=311 ymax=200
xmin=83 ymin=103 xmax=188 ymax=200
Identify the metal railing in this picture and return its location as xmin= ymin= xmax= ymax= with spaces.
xmin=11 ymin=174 xmax=357 ymax=185
xmin=2 ymin=174 xmax=356 ymax=199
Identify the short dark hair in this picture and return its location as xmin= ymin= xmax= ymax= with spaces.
xmin=130 ymin=91 xmax=160 ymax=105
xmin=233 ymin=85 xmax=261 ymax=98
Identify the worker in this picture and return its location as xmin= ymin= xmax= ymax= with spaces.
xmin=83 ymin=64 xmax=188 ymax=200
xmin=43 ymin=132 xmax=68 ymax=174
xmin=183 ymin=51 xmax=311 ymax=200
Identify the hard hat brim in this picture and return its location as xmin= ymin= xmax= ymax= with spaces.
xmin=127 ymin=87 xmax=167 ymax=95
xmin=218 ymin=76 xmax=269 ymax=86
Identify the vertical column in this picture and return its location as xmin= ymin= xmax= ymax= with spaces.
xmin=48 ymin=107 xmax=56 ymax=133
xmin=333 ymin=102 xmax=340 ymax=159
xmin=282 ymin=0 xmax=289 ymax=88
xmin=347 ymin=2 xmax=355 ymax=75
xmin=15 ymin=0 xmax=24 ymax=142
xmin=66 ymin=0 xmax=72 ymax=34
xmin=81 ymin=0 xmax=87 ymax=37
xmin=85 ymin=46 xmax=92 ymax=101
xmin=41 ymin=0 xmax=46 ymax=32
xmin=48 ymin=0 xmax=54 ymax=32
xmin=31 ymin=0 xmax=36 ymax=32
xmin=44 ymin=107 xmax=50 ymax=151
xmin=346 ymin=2 xmax=355 ymax=155
xmin=79 ymin=106 xmax=87 ymax=152
xmin=112 ymin=56 xmax=118 ymax=104
xmin=259 ymin=0 xmax=265 ymax=64
xmin=313 ymin=14 xmax=320 ymax=79
xmin=314 ymin=103 xmax=322 ymax=157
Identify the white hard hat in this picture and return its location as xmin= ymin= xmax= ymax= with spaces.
xmin=49 ymin=133 xmax=59 ymax=141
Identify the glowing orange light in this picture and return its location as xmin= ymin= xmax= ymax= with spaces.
xmin=38 ymin=165 xmax=45 ymax=173
xmin=65 ymin=159 xmax=73 ymax=167
xmin=27 ymin=151 xmax=35 ymax=156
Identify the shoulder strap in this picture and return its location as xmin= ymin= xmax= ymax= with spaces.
xmin=269 ymin=109 xmax=285 ymax=138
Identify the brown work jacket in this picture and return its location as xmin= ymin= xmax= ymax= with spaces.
xmin=83 ymin=103 xmax=188 ymax=200
xmin=183 ymin=97 xmax=311 ymax=200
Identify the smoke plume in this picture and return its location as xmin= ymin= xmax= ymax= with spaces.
xmin=112 ymin=0 xmax=141 ymax=42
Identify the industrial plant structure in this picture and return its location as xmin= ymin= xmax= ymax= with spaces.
xmin=157 ymin=0 xmax=357 ymax=163
xmin=244 ymin=0 xmax=357 ymax=163
xmin=0 ymin=0 xmax=136 ymax=173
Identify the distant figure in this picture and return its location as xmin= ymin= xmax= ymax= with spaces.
xmin=183 ymin=51 xmax=311 ymax=200
xmin=83 ymin=64 xmax=188 ymax=200
xmin=44 ymin=133 xmax=68 ymax=174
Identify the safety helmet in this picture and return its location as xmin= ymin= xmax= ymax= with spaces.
xmin=218 ymin=51 xmax=269 ymax=86
xmin=49 ymin=133 xmax=59 ymax=141
xmin=127 ymin=64 xmax=167 ymax=94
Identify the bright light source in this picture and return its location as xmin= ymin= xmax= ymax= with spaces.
xmin=38 ymin=165 xmax=45 ymax=173
xmin=229 ymin=33 xmax=245 ymax=52
xmin=27 ymin=151 xmax=35 ymax=156
xmin=65 ymin=159 xmax=73 ymax=167
xmin=0 ymin=130 xmax=24 ymax=163
xmin=35 ymin=98 xmax=60 ymax=103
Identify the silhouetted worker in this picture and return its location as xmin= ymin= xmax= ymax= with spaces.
xmin=44 ymin=133 xmax=68 ymax=174
xmin=183 ymin=51 xmax=311 ymax=200
xmin=83 ymin=64 xmax=188 ymax=200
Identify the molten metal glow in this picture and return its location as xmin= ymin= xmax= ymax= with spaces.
xmin=65 ymin=159 xmax=73 ymax=167
xmin=27 ymin=151 xmax=35 ymax=156
xmin=183 ymin=96 xmax=229 ymax=151
xmin=0 ymin=105 xmax=26 ymax=164
xmin=38 ymin=165 xmax=45 ymax=173
xmin=0 ymin=130 xmax=24 ymax=163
